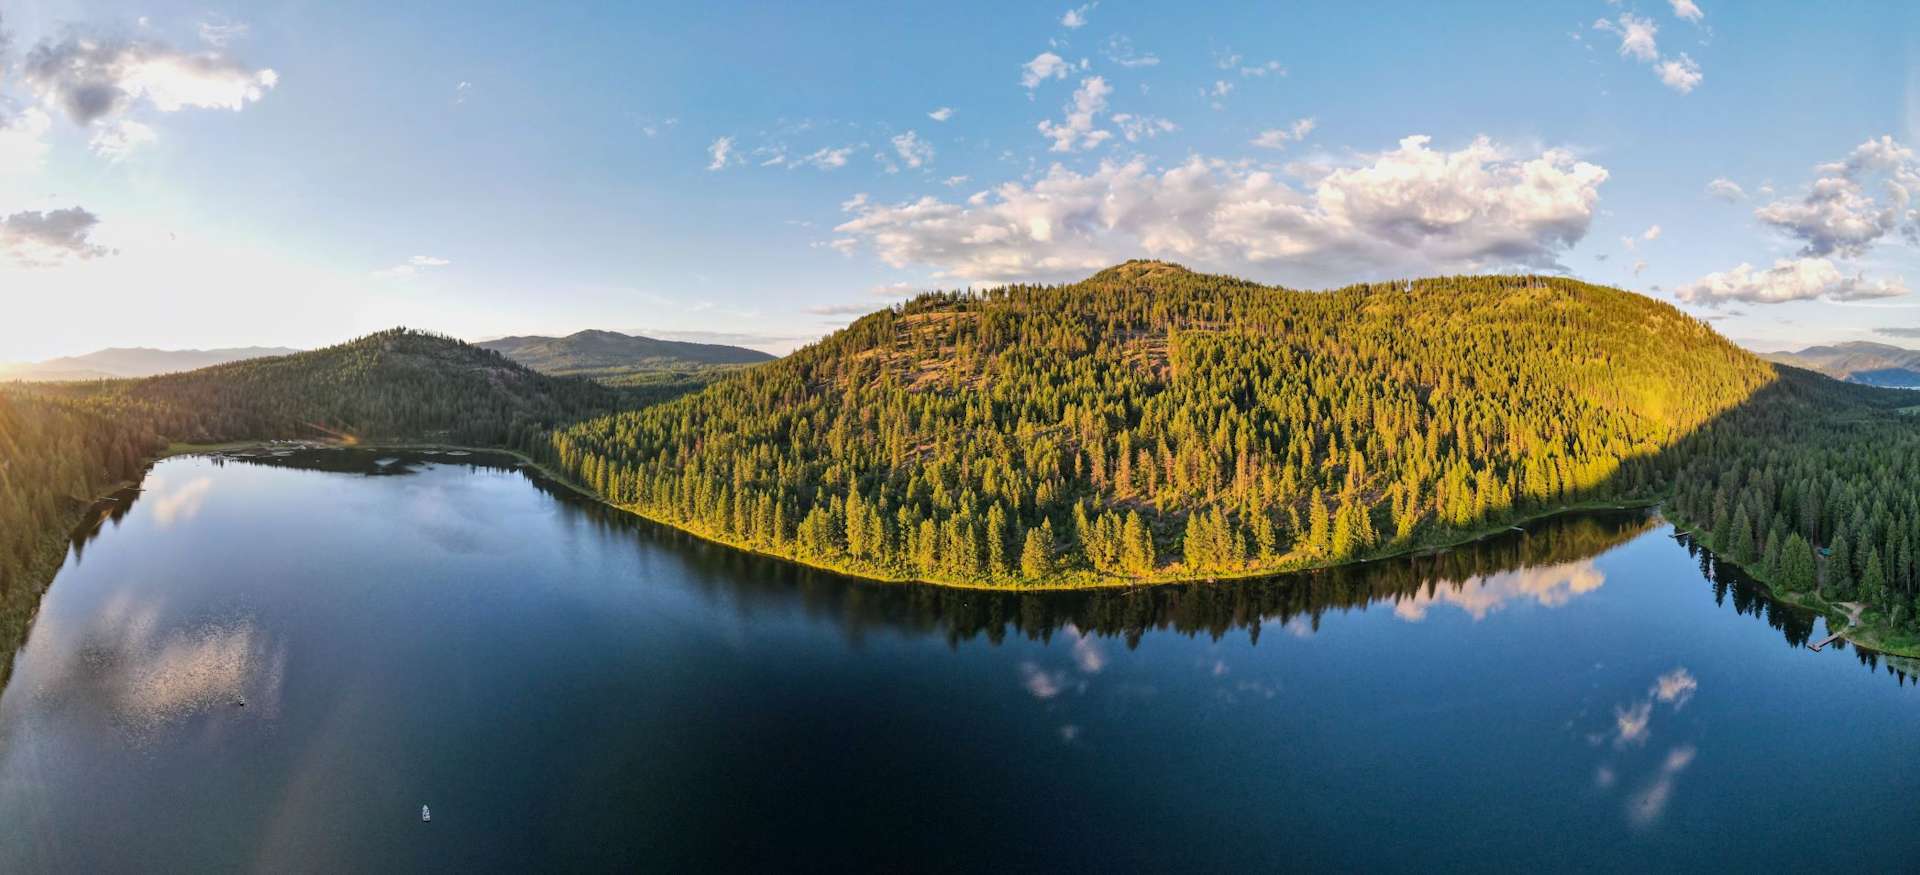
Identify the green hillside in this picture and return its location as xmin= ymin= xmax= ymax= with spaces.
xmin=544 ymin=262 xmax=1782 ymax=588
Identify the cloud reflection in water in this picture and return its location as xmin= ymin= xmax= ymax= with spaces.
xmin=30 ymin=591 xmax=286 ymax=741
xmin=1393 ymin=559 xmax=1605 ymax=622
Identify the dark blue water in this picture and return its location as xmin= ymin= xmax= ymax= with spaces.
xmin=2 ymin=450 xmax=1917 ymax=872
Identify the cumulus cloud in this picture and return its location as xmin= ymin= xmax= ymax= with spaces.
xmin=1706 ymin=177 xmax=1746 ymax=201
xmin=927 ymin=106 xmax=953 ymax=122
xmin=833 ymin=134 xmax=1609 ymax=284
xmin=1111 ymin=113 xmax=1175 ymax=143
xmin=1038 ymin=76 xmax=1112 ymax=152
xmin=1 ymin=207 xmax=112 ymax=266
xmin=1239 ymin=60 xmax=1287 ymax=78
xmin=1669 ymin=0 xmax=1705 ymax=23
xmin=706 ymin=136 xmax=734 ymax=170
xmin=1655 ymin=54 xmax=1702 ymax=94
xmin=89 ymin=118 xmax=157 ymax=161
xmin=1060 ymin=3 xmax=1094 ymax=29
xmin=1642 ymin=224 xmax=1662 ymax=241
xmin=1252 ymin=117 xmax=1316 ymax=149
xmin=23 ymin=32 xmax=278 ymax=126
xmin=1755 ymin=136 xmax=1919 ymax=258
xmin=1594 ymin=13 xmax=1702 ymax=94
xmin=1021 ymin=52 xmax=1070 ymax=90
xmin=1594 ymin=13 xmax=1659 ymax=62
xmin=1676 ymin=257 xmax=1908 ymax=305
xmin=890 ymin=130 xmax=934 ymax=169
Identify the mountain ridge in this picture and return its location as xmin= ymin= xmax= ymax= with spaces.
xmin=1764 ymin=341 xmax=1920 ymax=388
xmin=1 ymin=345 xmax=302 ymax=381
xmin=475 ymin=330 xmax=773 ymax=383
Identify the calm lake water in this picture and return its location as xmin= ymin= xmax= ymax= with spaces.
xmin=4 ymin=450 xmax=1920 ymax=872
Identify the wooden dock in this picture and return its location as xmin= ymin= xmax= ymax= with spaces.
xmin=1809 ymin=630 xmax=1847 ymax=652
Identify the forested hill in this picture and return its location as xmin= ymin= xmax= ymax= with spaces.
xmin=18 ymin=328 xmax=622 ymax=450
xmin=477 ymin=330 xmax=774 ymax=379
xmin=545 ymin=261 xmax=1784 ymax=588
xmin=0 ymin=329 xmax=628 ymax=677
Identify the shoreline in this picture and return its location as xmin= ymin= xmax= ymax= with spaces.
xmin=165 ymin=440 xmax=1661 ymax=594
xmin=1664 ymin=508 xmax=1920 ymax=659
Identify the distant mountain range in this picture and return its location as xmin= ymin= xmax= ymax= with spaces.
xmin=1764 ymin=341 xmax=1920 ymax=388
xmin=475 ymin=330 xmax=774 ymax=382
xmin=0 ymin=346 xmax=302 ymax=381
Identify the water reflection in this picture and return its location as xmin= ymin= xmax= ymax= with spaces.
xmin=148 ymin=475 xmax=215 ymax=528
xmin=21 ymin=588 xmax=285 ymax=741
xmin=1391 ymin=559 xmax=1606 ymax=622
xmin=6 ymin=448 xmax=1913 ymax=702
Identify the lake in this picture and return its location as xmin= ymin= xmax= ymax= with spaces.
xmin=3 ymin=450 xmax=1919 ymax=872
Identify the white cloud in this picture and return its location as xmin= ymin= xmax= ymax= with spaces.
xmin=943 ymin=174 xmax=970 ymax=187
xmin=1593 ymin=13 xmax=1703 ymax=95
xmin=706 ymin=136 xmax=734 ymax=171
xmin=927 ymin=106 xmax=953 ymax=122
xmin=797 ymin=146 xmax=854 ymax=169
xmin=833 ymin=134 xmax=1610 ymax=284
xmin=1239 ymin=60 xmax=1286 ymax=78
xmin=1021 ymin=52 xmax=1070 ymax=90
xmin=1594 ymin=13 xmax=1659 ymax=62
xmin=1706 ymin=177 xmax=1746 ymax=201
xmin=23 ymin=33 xmax=278 ymax=125
xmin=1111 ymin=113 xmax=1175 ymax=143
xmin=197 ymin=20 xmax=249 ymax=48
xmin=1654 ymin=54 xmax=1702 ymax=93
xmin=89 ymin=119 xmax=157 ymax=161
xmin=1755 ymin=136 xmax=1919 ymax=257
xmin=1 ymin=207 xmax=111 ymax=266
xmin=890 ymin=130 xmax=934 ymax=168
xmin=1676 ymin=257 xmax=1908 ymax=305
xmin=1103 ymin=35 xmax=1159 ymax=68
xmin=1060 ymin=3 xmax=1095 ymax=29
xmin=372 ymin=254 xmax=452 ymax=279
xmin=1642 ymin=224 xmax=1662 ymax=241
xmin=1038 ymin=76 xmax=1113 ymax=152
xmin=1252 ymin=117 xmax=1316 ymax=149
xmin=0 ymin=107 xmax=53 ymax=174
xmin=1669 ymin=0 xmax=1704 ymax=23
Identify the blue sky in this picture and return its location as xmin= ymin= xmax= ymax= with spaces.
xmin=2 ymin=0 xmax=1918 ymax=361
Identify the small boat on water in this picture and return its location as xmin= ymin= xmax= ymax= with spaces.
xmin=421 ymin=805 xmax=431 ymax=823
